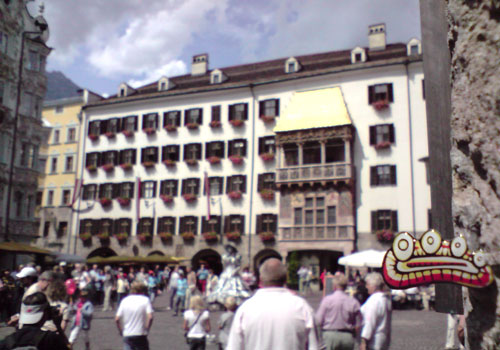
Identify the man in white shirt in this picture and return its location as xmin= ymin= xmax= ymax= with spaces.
xmin=115 ymin=281 xmax=154 ymax=350
xmin=167 ymin=266 xmax=179 ymax=310
xmin=227 ymin=258 xmax=320 ymax=350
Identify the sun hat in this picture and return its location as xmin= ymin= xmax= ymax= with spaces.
xmin=19 ymin=292 xmax=48 ymax=325
xmin=16 ymin=267 xmax=37 ymax=279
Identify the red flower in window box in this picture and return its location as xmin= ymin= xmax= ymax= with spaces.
xmin=99 ymin=198 xmax=112 ymax=207
xmin=181 ymin=231 xmax=195 ymax=241
xmin=183 ymin=193 xmax=197 ymax=202
xmin=160 ymin=194 xmax=174 ymax=203
xmin=143 ymin=127 xmax=156 ymax=135
xmin=97 ymin=232 xmax=110 ymax=241
xmin=88 ymin=134 xmax=99 ymax=141
xmin=117 ymin=197 xmax=131 ymax=206
xmin=259 ymin=189 xmax=275 ymax=201
xmin=86 ymin=164 xmax=97 ymax=173
xmin=229 ymin=155 xmax=243 ymax=165
xmin=159 ymin=232 xmax=173 ymax=242
xmin=208 ymin=156 xmax=221 ymax=164
xmin=165 ymin=124 xmax=178 ymax=132
xmin=101 ymin=163 xmax=114 ymax=172
xmin=226 ymin=231 xmax=241 ymax=242
xmin=142 ymin=161 xmax=155 ymax=168
xmin=203 ymin=232 xmax=218 ymax=242
xmin=114 ymin=232 xmax=129 ymax=243
xmin=79 ymin=232 xmax=92 ymax=242
xmin=122 ymin=130 xmax=134 ymax=137
xmin=162 ymin=159 xmax=176 ymax=167
xmin=137 ymin=232 xmax=152 ymax=243
xmin=209 ymin=121 xmax=221 ymax=128
xmin=372 ymin=100 xmax=389 ymax=111
xmin=375 ymin=229 xmax=394 ymax=243
xmin=374 ymin=141 xmax=391 ymax=150
xmin=229 ymin=119 xmax=244 ymax=127
xmin=259 ymin=231 xmax=275 ymax=242
xmin=105 ymin=131 xmax=116 ymax=138
xmin=260 ymin=153 xmax=275 ymax=162
xmin=186 ymin=122 xmax=199 ymax=130
xmin=228 ymin=191 xmax=242 ymax=200
xmin=185 ymin=159 xmax=198 ymax=166
xmin=120 ymin=163 xmax=133 ymax=171
xmin=260 ymin=115 xmax=275 ymax=123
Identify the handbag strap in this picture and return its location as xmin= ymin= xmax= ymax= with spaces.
xmin=188 ymin=311 xmax=204 ymax=332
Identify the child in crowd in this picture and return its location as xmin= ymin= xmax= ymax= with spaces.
xmin=69 ymin=289 xmax=93 ymax=350
xmin=217 ymin=296 xmax=236 ymax=350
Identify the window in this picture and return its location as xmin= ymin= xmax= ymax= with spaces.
xmin=106 ymin=119 xmax=118 ymax=134
xmin=227 ymin=175 xmax=246 ymax=194
xmin=228 ymin=103 xmax=248 ymax=121
xmin=119 ymin=182 xmax=135 ymax=198
xmin=257 ymin=173 xmax=275 ymax=192
xmin=43 ymin=221 xmax=50 ymax=237
xmin=294 ymin=208 xmax=302 ymax=225
xmin=368 ymin=83 xmax=394 ymax=104
xmin=56 ymin=222 xmax=68 ymax=237
xmin=224 ymin=215 xmax=244 ymax=233
xmin=256 ymin=214 xmax=278 ymax=234
xmin=142 ymin=113 xmax=158 ymax=130
xmin=182 ymin=178 xmax=200 ymax=195
xmin=80 ymin=219 xmax=95 ymax=236
xmin=228 ymin=139 xmax=247 ymax=157
xmin=140 ymin=181 xmax=157 ymax=199
xmin=55 ymin=105 xmax=63 ymax=114
xmin=27 ymin=145 xmax=37 ymax=168
xmin=295 ymin=196 xmax=331 ymax=227
xmin=163 ymin=111 xmax=181 ymax=127
xmin=82 ymin=184 xmax=97 ymax=200
xmin=185 ymin=108 xmax=202 ymax=125
xmin=122 ymin=115 xmax=138 ymax=132
xmin=99 ymin=219 xmax=113 ymax=236
xmin=50 ymin=157 xmax=58 ymax=173
xmin=371 ymin=210 xmax=398 ymax=232
xmin=184 ymin=143 xmax=201 ymax=161
xmin=138 ymin=218 xmax=154 ymax=235
xmin=303 ymin=141 xmax=321 ymax=165
xmin=88 ymin=121 xmax=100 ymax=136
xmin=119 ymin=149 xmax=136 ymax=165
xmin=410 ymin=45 xmax=419 ymax=55
xmin=115 ymin=218 xmax=132 ymax=236
xmin=67 ymin=128 xmax=76 ymax=142
xmin=202 ymin=216 xmax=221 ymax=234
xmin=119 ymin=88 xmax=125 ymax=97
xmin=65 ymin=156 xmax=74 ymax=172
xmin=212 ymin=74 xmax=220 ymax=84
xmin=259 ymin=99 xmax=279 ymax=117
xmin=160 ymin=180 xmax=178 ymax=196
xmin=141 ymin=147 xmax=159 ymax=163
xmin=99 ymin=183 xmax=114 ymax=199
xmin=180 ymin=216 xmax=198 ymax=235
xmin=0 ymin=32 xmax=8 ymax=54
xmin=53 ymin=130 xmax=60 ymax=144
xmin=47 ymin=190 xmax=54 ymax=206
xmin=85 ymin=152 xmax=100 ymax=168
xmin=370 ymin=165 xmax=397 ymax=186
xmin=325 ymin=140 xmax=345 ymax=163
xmin=206 ymin=141 xmax=225 ymax=158
xmin=162 ymin=145 xmax=180 ymax=162
xmin=36 ymin=191 xmax=42 ymax=206
xmin=369 ymin=124 xmax=395 ymax=146
xmin=160 ymin=82 xmax=166 ymax=91
xmin=327 ymin=206 xmax=337 ymax=224
xmin=258 ymin=136 xmax=275 ymax=155
xmin=206 ymin=177 xmax=223 ymax=196
xmin=158 ymin=217 xmax=176 ymax=234
xmin=284 ymin=143 xmax=299 ymax=166
xmin=102 ymin=151 xmax=118 ymax=166
xmin=211 ymin=105 xmax=221 ymax=122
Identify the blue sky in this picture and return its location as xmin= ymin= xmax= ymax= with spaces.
xmin=28 ymin=0 xmax=421 ymax=97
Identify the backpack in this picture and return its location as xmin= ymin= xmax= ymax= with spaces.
xmin=5 ymin=329 xmax=46 ymax=350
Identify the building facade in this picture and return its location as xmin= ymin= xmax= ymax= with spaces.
xmin=69 ymin=25 xmax=430 ymax=273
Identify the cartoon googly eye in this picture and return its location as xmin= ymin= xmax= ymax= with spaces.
xmin=473 ymin=252 xmax=486 ymax=267
xmin=393 ymin=232 xmax=414 ymax=261
xmin=421 ymin=230 xmax=441 ymax=254
xmin=451 ymin=236 xmax=467 ymax=257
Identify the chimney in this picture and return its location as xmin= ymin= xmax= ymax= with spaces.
xmin=191 ymin=54 xmax=208 ymax=76
xmin=368 ymin=24 xmax=386 ymax=51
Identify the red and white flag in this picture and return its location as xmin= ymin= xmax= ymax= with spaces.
xmin=71 ymin=178 xmax=83 ymax=205
xmin=205 ymin=171 xmax=210 ymax=220
xmin=136 ymin=177 xmax=141 ymax=219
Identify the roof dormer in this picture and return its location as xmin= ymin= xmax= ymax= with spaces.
xmin=118 ymin=83 xmax=135 ymax=98
xmin=210 ymin=69 xmax=227 ymax=84
xmin=158 ymin=77 xmax=175 ymax=91
xmin=351 ymin=46 xmax=367 ymax=64
xmin=285 ymin=57 xmax=301 ymax=74
xmin=407 ymin=38 xmax=422 ymax=56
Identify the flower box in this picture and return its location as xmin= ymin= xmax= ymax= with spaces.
xmin=138 ymin=232 xmax=152 ymax=243
xmin=143 ymin=127 xmax=156 ymax=135
xmin=164 ymin=124 xmax=177 ymax=132
xmin=101 ymin=163 xmax=114 ymax=172
xmin=186 ymin=123 xmax=199 ymax=130
xmin=203 ymin=232 xmax=218 ymax=242
xmin=229 ymin=155 xmax=243 ymax=165
xmin=105 ymin=131 xmax=116 ymax=138
xmin=181 ymin=232 xmax=195 ymax=241
xmin=122 ymin=130 xmax=134 ymax=137
xmin=260 ymin=115 xmax=275 ymax=123
xmin=259 ymin=189 xmax=275 ymax=201
xmin=79 ymin=232 xmax=92 ymax=242
xmin=114 ymin=232 xmax=129 ymax=243
xmin=372 ymin=100 xmax=389 ymax=111
xmin=86 ymin=164 xmax=97 ymax=173
xmin=208 ymin=156 xmax=221 ymax=164
xmin=229 ymin=119 xmax=244 ymax=127
xmin=142 ymin=161 xmax=155 ymax=168
xmin=209 ymin=120 xmax=221 ymax=128
xmin=99 ymin=198 xmax=112 ymax=207
xmin=162 ymin=159 xmax=176 ymax=167
xmin=97 ymin=232 xmax=110 ymax=241
xmin=185 ymin=159 xmax=198 ymax=166
xmin=120 ymin=163 xmax=133 ymax=171
xmin=375 ymin=229 xmax=394 ymax=243
xmin=117 ymin=197 xmax=131 ymax=206
xmin=88 ymin=134 xmax=99 ymax=141
xmin=260 ymin=153 xmax=275 ymax=162
xmin=375 ymin=141 xmax=392 ymax=150
xmin=226 ymin=231 xmax=241 ymax=242
xmin=160 ymin=194 xmax=174 ymax=203
xmin=228 ymin=191 xmax=242 ymax=200
xmin=183 ymin=193 xmax=197 ymax=202
xmin=259 ymin=232 xmax=275 ymax=242
xmin=159 ymin=232 xmax=173 ymax=242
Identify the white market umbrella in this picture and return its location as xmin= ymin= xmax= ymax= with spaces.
xmin=338 ymin=249 xmax=387 ymax=268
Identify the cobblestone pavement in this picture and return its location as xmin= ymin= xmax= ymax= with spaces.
xmin=0 ymin=290 xmax=449 ymax=350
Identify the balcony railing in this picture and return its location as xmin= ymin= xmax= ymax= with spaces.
xmin=276 ymin=163 xmax=352 ymax=184
xmin=279 ymin=225 xmax=355 ymax=241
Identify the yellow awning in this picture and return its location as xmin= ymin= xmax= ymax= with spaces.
xmin=0 ymin=241 xmax=51 ymax=255
xmin=274 ymin=87 xmax=351 ymax=133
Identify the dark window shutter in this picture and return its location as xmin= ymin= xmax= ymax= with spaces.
xmin=259 ymin=101 xmax=264 ymax=116
xmin=99 ymin=120 xmax=107 ymax=135
xmin=161 ymin=146 xmax=167 ymax=162
xmin=202 ymin=217 xmax=207 ymax=233
xmin=369 ymin=126 xmax=376 ymax=145
xmin=198 ymin=109 xmax=203 ymax=124
xmin=196 ymin=144 xmax=202 ymax=159
xmin=205 ymin=142 xmax=211 ymax=158
xmin=132 ymin=149 xmax=137 ymax=164
xmin=141 ymin=148 xmax=145 ymax=163
xmin=240 ymin=216 xmax=245 ymax=233
xmin=217 ymin=177 xmax=223 ymax=195
xmin=134 ymin=116 xmax=138 ymax=131
xmin=242 ymin=140 xmax=247 ymax=156
xmin=154 ymin=147 xmax=159 ymax=162
xmin=220 ymin=142 xmax=225 ymax=158
xmin=388 ymin=84 xmax=394 ymax=102
xmin=162 ymin=112 xmax=167 ymax=128
xmin=153 ymin=182 xmax=157 ymax=197
xmin=195 ymin=179 xmax=200 ymax=194
xmin=391 ymin=211 xmax=398 ymax=232
xmin=242 ymin=176 xmax=247 ymax=193
xmin=256 ymin=215 xmax=263 ymax=234
xmin=180 ymin=218 xmax=185 ymax=233
xmin=271 ymin=215 xmax=278 ymax=233
xmin=228 ymin=105 xmax=234 ymax=121
xmin=258 ymin=138 xmax=264 ymax=154
xmin=224 ymin=216 xmax=229 ymax=233
xmin=184 ymin=110 xmax=189 ymax=125
xmin=173 ymin=146 xmax=179 ymax=161
xmin=119 ymin=150 xmax=124 ymax=164
xmin=228 ymin=140 xmax=234 ymax=157
xmin=183 ymin=145 xmax=188 ymax=161
xmin=173 ymin=180 xmax=178 ymax=196
xmin=275 ymin=99 xmax=280 ymax=116
xmin=257 ymin=174 xmax=263 ymax=191
xmin=390 ymin=166 xmax=397 ymax=185
xmin=113 ymin=219 xmax=120 ymax=235
xmin=368 ymin=85 xmax=374 ymax=104
xmin=181 ymin=180 xmax=186 ymax=195
xmin=243 ymin=103 xmax=248 ymax=120
xmin=142 ymin=114 xmax=147 ymax=130
xmin=98 ymin=184 xmax=105 ymax=198
xmin=96 ymin=153 xmax=102 ymax=167
xmin=113 ymin=184 xmax=120 ymax=198
xmin=371 ymin=211 xmax=377 ymax=232
xmin=154 ymin=113 xmax=159 ymax=128
xmin=113 ymin=151 xmax=119 ymax=165
xmin=226 ymin=176 xmax=231 ymax=194
xmin=389 ymin=124 xmax=395 ymax=143
xmin=129 ymin=182 xmax=135 ymax=197
xmin=85 ymin=154 xmax=90 ymax=167
xmin=118 ymin=118 xmax=124 ymax=131
xmin=370 ymin=167 xmax=378 ymax=186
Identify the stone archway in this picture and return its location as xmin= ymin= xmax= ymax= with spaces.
xmin=253 ymin=249 xmax=282 ymax=270
xmin=191 ymin=249 xmax=222 ymax=275
xmin=87 ymin=247 xmax=117 ymax=259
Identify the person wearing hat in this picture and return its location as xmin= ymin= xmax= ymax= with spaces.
xmin=0 ymin=292 xmax=69 ymax=350
xmin=9 ymin=267 xmax=38 ymax=324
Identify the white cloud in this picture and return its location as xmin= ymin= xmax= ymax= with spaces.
xmin=128 ymin=60 xmax=188 ymax=88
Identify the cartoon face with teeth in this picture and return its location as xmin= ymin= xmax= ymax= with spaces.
xmin=382 ymin=230 xmax=493 ymax=289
